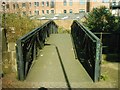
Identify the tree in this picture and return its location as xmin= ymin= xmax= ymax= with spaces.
xmin=2 ymin=13 xmax=41 ymax=42
xmin=84 ymin=6 xmax=119 ymax=32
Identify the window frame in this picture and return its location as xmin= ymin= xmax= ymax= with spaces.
xmin=29 ymin=11 xmax=32 ymax=15
xmin=64 ymin=10 xmax=67 ymax=13
xmin=16 ymin=4 xmax=19 ymax=8
xmin=35 ymin=10 xmax=39 ymax=15
xmin=63 ymin=0 xmax=67 ymax=6
xmin=51 ymin=10 xmax=54 ymax=14
xmin=69 ymin=9 xmax=72 ymax=13
xmin=79 ymin=9 xmax=85 ymax=13
xmin=46 ymin=10 xmax=49 ymax=14
xmin=80 ymin=0 xmax=85 ymax=4
xmin=46 ymin=1 xmax=49 ymax=6
xmin=102 ymin=0 xmax=109 ymax=3
xmin=50 ymin=0 xmax=55 ymax=8
xmin=29 ymin=2 xmax=32 ymax=7
xmin=6 ymin=4 xmax=9 ymax=9
xmin=69 ymin=0 xmax=73 ymax=6
xmin=34 ymin=2 xmax=39 ymax=6
xmin=22 ymin=3 xmax=26 ymax=8
xmin=22 ymin=11 xmax=26 ymax=15
xmin=42 ymin=1 xmax=44 ymax=7
xmin=42 ymin=10 xmax=44 ymax=14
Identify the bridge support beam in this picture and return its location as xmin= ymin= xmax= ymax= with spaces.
xmin=16 ymin=40 xmax=25 ymax=80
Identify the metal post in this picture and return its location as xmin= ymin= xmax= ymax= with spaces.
xmin=94 ymin=41 xmax=102 ymax=82
xmin=16 ymin=40 xmax=25 ymax=80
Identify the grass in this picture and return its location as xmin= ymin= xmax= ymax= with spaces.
xmin=58 ymin=27 xmax=71 ymax=34
xmin=100 ymin=74 xmax=108 ymax=81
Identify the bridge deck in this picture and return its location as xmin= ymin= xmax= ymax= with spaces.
xmin=26 ymin=34 xmax=93 ymax=88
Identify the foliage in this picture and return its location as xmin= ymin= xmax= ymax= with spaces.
xmin=58 ymin=27 xmax=70 ymax=33
xmin=84 ymin=6 xmax=120 ymax=32
xmin=114 ymin=16 xmax=120 ymax=33
xmin=100 ymin=74 xmax=108 ymax=81
xmin=2 ymin=13 xmax=41 ymax=42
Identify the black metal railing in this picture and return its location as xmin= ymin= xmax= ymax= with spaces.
xmin=16 ymin=20 xmax=58 ymax=80
xmin=71 ymin=20 xmax=102 ymax=82
xmin=94 ymin=32 xmax=119 ymax=54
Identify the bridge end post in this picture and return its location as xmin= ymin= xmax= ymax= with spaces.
xmin=16 ymin=40 xmax=25 ymax=81
xmin=94 ymin=41 xmax=102 ymax=82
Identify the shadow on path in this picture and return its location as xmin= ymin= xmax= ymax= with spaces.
xmin=55 ymin=46 xmax=72 ymax=90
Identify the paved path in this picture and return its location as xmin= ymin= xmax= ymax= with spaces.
xmin=26 ymin=34 xmax=92 ymax=88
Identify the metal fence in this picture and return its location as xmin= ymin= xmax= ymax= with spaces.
xmin=94 ymin=32 xmax=120 ymax=54
xmin=16 ymin=20 xmax=58 ymax=80
xmin=71 ymin=20 xmax=102 ymax=82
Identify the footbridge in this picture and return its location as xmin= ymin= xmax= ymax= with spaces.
xmin=16 ymin=20 xmax=102 ymax=88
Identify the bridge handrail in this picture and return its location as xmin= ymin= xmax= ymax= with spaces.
xmin=73 ymin=20 xmax=100 ymax=42
xmin=19 ymin=20 xmax=58 ymax=41
xmin=71 ymin=20 xmax=102 ymax=82
xmin=16 ymin=20 xmax=58 ymax=81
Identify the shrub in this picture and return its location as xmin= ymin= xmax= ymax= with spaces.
xmin=84 ymin=6 xmax=119 ymax=32
xmin=2 ymin=13 xmax=41 ymax=42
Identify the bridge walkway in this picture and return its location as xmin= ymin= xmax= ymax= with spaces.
xmin=26 ymin=34 xmax=93 ymax=88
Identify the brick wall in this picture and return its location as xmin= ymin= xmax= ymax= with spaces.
xmin=2 ymin=1 xmax=110 ymax=15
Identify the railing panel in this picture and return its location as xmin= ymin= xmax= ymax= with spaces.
xmin=16 ymin=20 xmax=58 ymax=80
xmin=71 ymin=20 xmax=102 ymax=82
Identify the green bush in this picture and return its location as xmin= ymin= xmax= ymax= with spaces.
xmin=84 ymin=6 xmax=120 ymax=32
xmin=2 ymin=13 xmax=41 ymax=42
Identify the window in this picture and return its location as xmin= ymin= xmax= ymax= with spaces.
xmin=50 ymin=0 xmax=55 ymax=8
xmin=22 ymin=11 xmax=26 ymax=15
xmin=34 ymin=2 xmax=39 ymax=6
xmin=51 ymin=10 xmax=54 ymax=14
xmin=34 ymin=10 xmax=39 ymax=15
xmin=16 ymin=12 xmax=18 ymax=14
xmin=64 ymin=10 xmax=67 ymax=13
xmin=37 ymin=2 xmax=39 ymax=6
xmin=16 ymin=4 xmax=19 ymax=8
xmin=46 ymin=10 xmax=49 ymax=14
xmin=13 ymin=4 xmax=15 ymax=9
xmin=80 ymin=0 xmax=85 ymax=4
xmin=22 ymin=3 xmax=26 ymax=7
xmin=69 ymin=9 xmax=72 ymax=13
xmin=79 ymin=9 xmax=85 ymax=13
xmin=42 ymin=1 xmax=44 ymax=6
xmin=93 ymin=0 xmax=97 ymax=2
xmin=34 ymin=2 xmax=36 ymax=6
xmin=29 ymin=11 xmax=32 ymax=15
xmin=63 ymin=0 xmax=67 ymax=6
xmin=36 ymin=10 xmax=39 ymax=15
xmin=6 ymin=4 xmax=9 ymax=9
xmin=102 ymin=0 xmax=109 ymax=3
xmin=112 ymin=1 xmax=116 ymax=5
xmin=42 ymin=10 xmax=44 ymax=14
xmin=29 ymin=2 xmax=32 ymax=7
xmin=112 ymin=0 xmax=116 ymax=2
xmin=46 ymin=1 xmax=49 ymax=6
xmin=69 ymin=0 xmax=73 ymax=6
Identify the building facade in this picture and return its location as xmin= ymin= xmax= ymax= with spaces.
xmin=110 ymin=0 xmax=120 ymax=16
xmin=0 ymin=0 xmax=111 ymax=16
